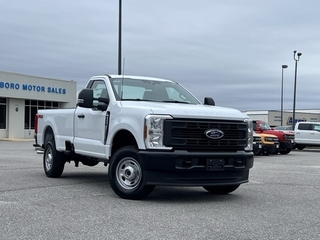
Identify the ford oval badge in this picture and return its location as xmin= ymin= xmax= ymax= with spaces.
xmin=205 ymin=129 xmax=224 ymax=139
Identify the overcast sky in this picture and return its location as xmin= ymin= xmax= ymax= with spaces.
xmin=1 ymin=0 xmax=319 ymax=111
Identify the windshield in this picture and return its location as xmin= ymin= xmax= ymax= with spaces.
xmin=260 ymin=122 xmax=272 ymax=130
xmin=109 ymin=77 xmax=201 ymax=104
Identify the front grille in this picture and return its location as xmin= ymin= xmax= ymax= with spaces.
xmin=284 ymin=134 xmax=294 ymax=140
xmin=163 ymin=119 xmax=247 ymax=151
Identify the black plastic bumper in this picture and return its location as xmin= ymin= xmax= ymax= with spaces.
xmin=33 ymin=134 xmax=41 ymax=148
xmin=262 ymin=144 xmax=278 ymax=154
xmin=138 ymin=150 xmax=254 ymax=186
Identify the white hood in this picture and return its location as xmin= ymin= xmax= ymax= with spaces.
xmin=119 ymin=101 xmax=248 ymax=121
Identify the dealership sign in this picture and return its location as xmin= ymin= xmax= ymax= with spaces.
xmin=0 ymin=81 xmax=66 ymax=94
xmin=287 ymin=116 xmax=307 ymax=125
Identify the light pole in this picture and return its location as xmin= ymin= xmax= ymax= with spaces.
xmin=292 ymin=50 xmax=302 ymax=130
xmin=281 ymin=64 xmax=288 ymax=126
xmin=118 ymin=0 xmax=122 ymax=75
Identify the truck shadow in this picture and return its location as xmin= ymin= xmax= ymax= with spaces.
xmin=295 ymin=148 xmax=320 ymax=153
xmin=57 ymin=169 xmax=246 ymax=203
xmin=145 ymin=186 xmax=244 ymax=203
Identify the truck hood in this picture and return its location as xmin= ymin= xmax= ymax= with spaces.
xmin=119 ymin=101 xmax=248 ymax=120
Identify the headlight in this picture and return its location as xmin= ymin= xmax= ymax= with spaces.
xmin=244 ymin=118 xmax=253 ymax=151
xmin=144 ymin=115 xmax=172 ymax=150
xmin=253 ymin=136 xmax=262 ymax=142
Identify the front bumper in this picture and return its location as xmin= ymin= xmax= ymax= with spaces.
xmin=139 ymin=150 xmax=254 ymax=186
xmin=262 ymin=143 xmax=279 ymax=154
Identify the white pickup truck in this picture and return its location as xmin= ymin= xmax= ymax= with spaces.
xmin=35 ymin=74 xmax=254 ymax=199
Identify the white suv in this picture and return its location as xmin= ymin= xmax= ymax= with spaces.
xmin=294 ymin=122 xmax=320 ymax=149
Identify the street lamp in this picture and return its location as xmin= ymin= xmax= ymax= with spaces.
xmin=292 ymin=50 xmax=302 ymax=130
xmin=281 ymin=65 xmax=288 ymax=126
xmin=118 ymin=0 xmax=122 ymax=75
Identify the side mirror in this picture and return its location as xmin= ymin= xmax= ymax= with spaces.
xmin=96 ymin=102 xmax=108 ymax=111
xmin=98 ymin=97 xmax=110 ymax=104
xmin=78 ymin=89 xmax=93 ymax=108
xmin=204 ymin=97 xmax=215 ymax=106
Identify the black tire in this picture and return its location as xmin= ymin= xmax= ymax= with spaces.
xmin=253 ymin=149 xmax=262 ymax=156
xmin=43 ymin=139 xmax=65 ymax=178
xmin=271 ymin=148 xmax=279 ymax=155
xmin=280 ymin=148 xmax=291 ymax=154
xmin=297 ymin=145 xmax=305 ymax=150
xmin=203 ymin=184 xmax=240 ymax=194
xmin=108 ymin=146 xmax=154 ymax=200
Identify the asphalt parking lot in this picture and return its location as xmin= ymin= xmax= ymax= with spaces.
xmin=0 ymin=140 xmax=319 ymax=240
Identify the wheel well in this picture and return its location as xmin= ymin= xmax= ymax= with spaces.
xmin=43 ymin=126 xmax=54 ymax=147
xmin=111 ymin=130 xmax=138 ymax=156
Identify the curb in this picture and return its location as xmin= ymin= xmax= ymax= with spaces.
xmin=0 ymin=138 xmax=34 ymax=142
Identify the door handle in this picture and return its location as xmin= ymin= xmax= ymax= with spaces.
xmin=77 ymin=114 xmax=85 ymax=118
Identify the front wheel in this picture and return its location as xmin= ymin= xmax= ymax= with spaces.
xmin=280 ymin=148 xmax=291 ymax=154
xmin=271 ymin=148 xmax=279 ymax=155
xmin=203 ymin=184 xmax=240 ymax=194
xmin=253 ymin=148 xmax=262 ymax=156
xmin=43 ymin=139 xmax=65 ymax=177
xmin=108 ymin=146 xmax=155 ymax=200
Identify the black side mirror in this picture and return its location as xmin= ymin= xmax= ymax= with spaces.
xmin=78 ymin=89 xmax=93 ymax=108
xmin=98 ymin=97 xmax=110 ymax=104
xmin=204 ymin=97 xmax=215 ymax=106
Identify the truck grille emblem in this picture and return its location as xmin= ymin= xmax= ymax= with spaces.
xmin=205 ymin=129 xmax=224 ymax=139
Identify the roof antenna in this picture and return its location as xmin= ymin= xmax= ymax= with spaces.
xmin=120 ymin=57 xmax=125 ymax=100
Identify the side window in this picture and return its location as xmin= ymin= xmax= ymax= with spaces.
xmin=313 ymin=124 xmax=320 ymax=131
xmin=90 ymin=80 xmax=108 ymax=107
xmin=298 ymin=123 xmax=312 ymax=130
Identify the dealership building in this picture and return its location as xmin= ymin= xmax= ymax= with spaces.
xmin=0 ymin=71 xmax=76 ymax=139
xmin=244 ymin=110 xmax=320 ymax=127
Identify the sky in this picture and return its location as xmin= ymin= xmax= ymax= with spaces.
xmin=1 ymin=0 xmax=319 ymax=111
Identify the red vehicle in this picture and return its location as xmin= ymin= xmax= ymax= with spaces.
xmin=253 ymin=120 xmax=294 ymax=154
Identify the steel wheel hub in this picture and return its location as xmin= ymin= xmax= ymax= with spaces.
xmin=116 ymin=157 xmax=141 ymax=190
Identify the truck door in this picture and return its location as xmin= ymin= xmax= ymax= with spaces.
xmin=295 ymin=123 xmax=312 ymax=144
xmin=309 ymin=123 xmax=320 ymax=144
xmin=74 ymin=80 xmax=109 ymax=159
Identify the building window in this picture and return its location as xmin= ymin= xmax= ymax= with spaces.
xmin=0 ymin=98 xmax=6 ymax=129
xmin=24 ymin=100 xmax=59 ymax=129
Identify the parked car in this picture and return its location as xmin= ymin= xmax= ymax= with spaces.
xmin=273 ymin=125 xmax=296 ymax=149
xmin=258 ymin=133 xmax=280 ymax=155
xmin=294 ymin=121 xmax=320 ymax=150
xmin=253 ymin=120 xmax=294 ymax=154
xmin=253 ymin=132 xmax=263 ymax=156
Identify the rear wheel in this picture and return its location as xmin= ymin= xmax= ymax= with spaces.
xmin=203 ymin=184 xmax=240 ymax=194
xmin=43 ymin=139 xmax=65 ymax=177
xmin=108 ymin=146 xmax=154 ymax=200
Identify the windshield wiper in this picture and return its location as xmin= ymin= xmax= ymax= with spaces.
xmin=162 ymin=100 xmax=190 ymax=104
xmin=121 ymin=98 xmax=153 ymax=101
